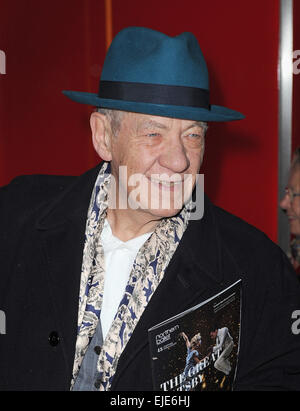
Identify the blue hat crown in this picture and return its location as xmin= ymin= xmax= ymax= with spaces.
xmin=101 ymin=28 xmax=209 ymax=90
xmin=63 ymin=26 xmax=244 ymax=122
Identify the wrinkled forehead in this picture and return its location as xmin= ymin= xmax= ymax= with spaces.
xmin=122 ymin=111 xmax=206 ymax=131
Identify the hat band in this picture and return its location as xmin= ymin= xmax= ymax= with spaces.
xmin=98 ymin=81 xmax=210 ymax=109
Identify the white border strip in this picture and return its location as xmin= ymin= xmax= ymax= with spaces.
xmin=278 ymin=0 xmax=293 ymax=252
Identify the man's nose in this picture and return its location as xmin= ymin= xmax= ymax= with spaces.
xmin=158 ymin=137 xmax=190 ymax=173
xmin=280 ymin=192 xmax=290 ymax=211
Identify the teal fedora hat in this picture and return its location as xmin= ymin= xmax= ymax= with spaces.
xmin=63 ymin=27 xmax=244 ymax=122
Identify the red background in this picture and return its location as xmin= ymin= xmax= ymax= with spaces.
xmin=1 ymin=0 xmax=298 ymax=244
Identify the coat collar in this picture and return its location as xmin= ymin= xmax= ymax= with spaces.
xmin=36 ymin=163 xmax=103 ymax=230
xmin=178 ymin=195 xmax=224 ymax=285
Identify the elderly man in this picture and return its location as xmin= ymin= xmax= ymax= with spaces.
xmin=0 ymin=27 xmax=299 ymax=391
xmin=280 ymin=147 xmax=300 ymax=273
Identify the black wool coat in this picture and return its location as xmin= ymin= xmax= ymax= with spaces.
xmin=0 ymin=163 xmax=300 ymax=391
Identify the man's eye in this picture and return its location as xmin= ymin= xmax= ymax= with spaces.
xmin=188 ymin=133 xmax=202 ymax=138
xmin=146 ymin=133 xmax=160 ymax=137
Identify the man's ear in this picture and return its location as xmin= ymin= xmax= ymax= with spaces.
xmin=90 ymin=112 xmax=112 ymax=161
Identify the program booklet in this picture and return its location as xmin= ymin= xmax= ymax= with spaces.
xmin=148 ymin=280 xmax=241 ymax=391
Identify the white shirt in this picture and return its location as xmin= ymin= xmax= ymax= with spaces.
xmin=100 ymin=219 xmax=152 ymax=340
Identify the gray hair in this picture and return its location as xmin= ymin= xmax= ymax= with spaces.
xmin=199 ymin=121 xmax=208 ymax=135
xmin=96 ymin=107 xmax=125 ymax=136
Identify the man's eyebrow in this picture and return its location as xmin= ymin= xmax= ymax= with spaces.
xmin=183 ymin=122 xmax=206 ymax=131
xmin=138 ymin=120 xmax=169 ymax=130
xmin=137 ymin=120 xmax=206 ymax=131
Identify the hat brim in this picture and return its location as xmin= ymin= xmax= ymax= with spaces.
xmin=62 ymin=90 xmax=245 ymax=122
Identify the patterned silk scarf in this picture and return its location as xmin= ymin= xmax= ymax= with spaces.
xmin=71 ymin=162 xmax=192 ymax=390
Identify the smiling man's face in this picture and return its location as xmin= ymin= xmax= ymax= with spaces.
xmin=108 ymin=112 xmax=206 ymax=222
xmin=280 ymin=165 xmax=300 ymax=236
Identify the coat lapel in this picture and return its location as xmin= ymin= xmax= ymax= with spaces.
xmin=35 ymin=164 xmax=102 ymax=378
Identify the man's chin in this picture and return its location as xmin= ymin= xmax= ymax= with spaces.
xmin=146 ymin=207 xmax=184 ymax=219
xmin=289 ymin=221 xmax=300 ymax=237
